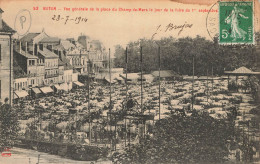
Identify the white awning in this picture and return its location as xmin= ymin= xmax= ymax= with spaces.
xmin=14 ymin=94 xmax=18 ymax=99
xmin=40 ymin=87 xmax=53 ymax=94
xmin=60 ymin=83 xmax=68 ymax=91
xmin=73 ymin=81 xmax=84 ymax=87
xmin=15 ymin=90 xmax=28 ymax=98
xmin=32 ymin=88 xmax=41 ymax=94
xmin=54 ymin=85 xmax=62 ymax=90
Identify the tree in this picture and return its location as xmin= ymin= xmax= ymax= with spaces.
xmin=0 ymin=99 xmax=20 ymax=147
xmin=113 ymin=35 xmax=259 ymax=76
xmin=113 ymin=111 xmax=237 ymax=164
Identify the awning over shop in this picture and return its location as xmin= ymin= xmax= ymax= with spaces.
xmin=14 ymin=90 xmax=29 ymax=98
xmin=73 ymin=81 xmax=84 ymax=87
xmin=32 ymin=88 xmax=41 ymax=94
xmin=104 ymin=77 xmax=116 ymax=84
xmin=54 ymin=85 xmax=62 ymax=90
xmin=14 ymin=93 xmax=18 ymax=99
xmin=60 ymin=83 xmax=69 ymax=91
xmin=40 ymin=87 xmax=53 ymax=94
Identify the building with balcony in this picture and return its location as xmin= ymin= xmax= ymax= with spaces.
xmin=13 ymin=50 xmax=38 ymax=87
xmin=38 ymin=47 xmax=59 ymax=85
xmin=64 ymin=41 xmax=89 ymax=74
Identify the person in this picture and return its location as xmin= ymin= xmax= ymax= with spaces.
xmin=112 ymin=135 xmax=116 ymax=151
xmin=225 ymin=4 xmax=248 ymax=41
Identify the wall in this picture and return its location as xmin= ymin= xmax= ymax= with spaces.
xmin=0 ymin=35 xmax=13 ymax=104
xmin=27 ymin=58 xmax=37 ymax=75
xmin=64 ymin=69 xmax=73 ymax=83
xmin=14 ymin=78 xmax=28 ymax=91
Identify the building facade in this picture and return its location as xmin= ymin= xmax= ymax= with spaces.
xmin=0 ymin=8 xmax=15 ymax=104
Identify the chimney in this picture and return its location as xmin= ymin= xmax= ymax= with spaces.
xmin=19 ymin=41 xmax=21 ymax=53
xmin=35 ymin=44 xmax=38 ymax=56
xmin=39 ymin=44 xmax=43 ymax=51
xmin=33 ymin=43 xmax=34 ymax=55
xmin=0 ymin=8 xmax=3 ymax=30
xmin=25 ymin=42 xmax=28 ymax=54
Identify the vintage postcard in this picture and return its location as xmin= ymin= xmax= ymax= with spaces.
xmin=0 ymin=0 xmax=259 ymax=163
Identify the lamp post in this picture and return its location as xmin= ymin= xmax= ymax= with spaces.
xmin=125 ymin=47 xmax=129 ymax=147
xmin=88 ymin=61 xmax=91 ymax=144
xmin=192 ymin=54 xmax=194 ymax=111
xmin=109 ymin=48 xmax=112 ymax=148
xmin=158 ymin=46 xmax=161 ymax=120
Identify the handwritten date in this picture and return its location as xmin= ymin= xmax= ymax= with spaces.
xmin=52 ymin=15 xmax=88 ymax=25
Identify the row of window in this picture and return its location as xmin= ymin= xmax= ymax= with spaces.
xmin=46 ymin=69 xmax=58 ymax=75
xmin=37 ymin=59 xmax=44 ymax=64
xmin=15 ymin=81 xmax=28 ymax=90
xmin=14 ymin=74 xmax=74 ymax=91
xmin=28 ymin=60 xmax=36 ymax=66
xmin=46 ymin=60 xmax=58 ymax=68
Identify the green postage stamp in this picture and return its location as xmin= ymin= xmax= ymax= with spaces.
xmin=219 ymin=1 xmax=254 ymax=44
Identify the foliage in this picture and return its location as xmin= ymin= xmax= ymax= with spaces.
xmin=113 ymin=111 xmax=237 ymax=163
xmin=0 ymin=103 xmax=20 ymax=147
xmin=114 ymin=34 xmax=260 ymax=75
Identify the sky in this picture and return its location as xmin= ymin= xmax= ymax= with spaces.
xmin=1 ymin=0 xmax=259 ymax=54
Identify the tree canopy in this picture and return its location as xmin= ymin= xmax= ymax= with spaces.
xmin=112 ymin=111 xmax=237 ymax=164
xmin=0 ymin=102 xmax=20 ymax=147
xmin=114 ymin=34 xmax=260 ymax=76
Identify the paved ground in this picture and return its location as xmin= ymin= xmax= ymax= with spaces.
xmin=0 ymin=147 xmax=112 ymax=164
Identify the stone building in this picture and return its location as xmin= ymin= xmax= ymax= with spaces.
xmin=0 ymin=8 xmax=15 ymax=104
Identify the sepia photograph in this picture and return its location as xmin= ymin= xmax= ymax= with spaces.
xmin=0 ymin=0 xmax=259 ymax=163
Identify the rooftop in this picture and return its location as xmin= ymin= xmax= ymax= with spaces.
xmin=39 ymin=37 xmax=60 ymax=43
xmin=0 ymin=20 xmax=16 ymax=34
xmin=20 ymin=33 xmax=40 ymax=42
xmin=61 ymin=40 xmax=75 ymax=50
xmin=151 ymin=70 xmax=179 ymax=78
xmin=120 ymin=73 xmax=140 ymax=80
xmin=58 ymin=58 xmax=65 ymax=66
xmin=14 ymin=50 xmax=38 ymax=59
xmin=232 ymin=66 xmax=253 ymax=74
xmin=38 ymin=48 xmax=58 ymax=58
xmin=53 ymin=44 xmax=65 ymax=51
xmin=225 ymin=66 xmax=260 ymax=75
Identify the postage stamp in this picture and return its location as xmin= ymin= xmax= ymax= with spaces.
xmin=219 ymin=1 xmax=254 ymax=44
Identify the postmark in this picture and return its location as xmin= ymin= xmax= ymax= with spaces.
xmin=206 ymin=2 xmax=219 ymax=41
xmin=14 ymin=9 xmax=32 ymax=36
xmin=219 ymin=1 xmax=254 ymax=44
